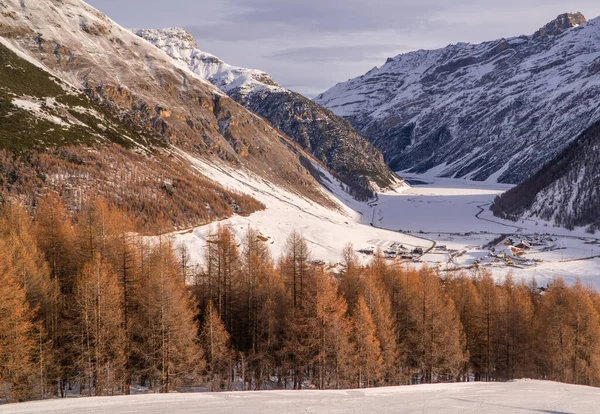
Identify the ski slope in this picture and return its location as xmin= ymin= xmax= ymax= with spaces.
xmin=3 ymin=380 xmax=600 ymax=413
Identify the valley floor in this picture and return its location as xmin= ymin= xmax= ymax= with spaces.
xmin=3 ymin=380 xmax=599 ymax=413
xmin=373 ymin=174 xmax=600 ymax=288
xmin=174 ymin=153 xmax=600 ymax=289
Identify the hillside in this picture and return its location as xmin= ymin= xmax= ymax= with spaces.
xmin=135 ymin=28 xmax=404 ymax=198
xmin=316 ymin=13 xmax=600 ymax=184
xmin=0 ymin=39 xmax=262 ymax=231
xmin=0 ymin=0 xmax=357 ymax=230
xmin=491 ymin=120 xmax=600 ymax=232
xmin=3 ymin=380 xmax=600 ymax=413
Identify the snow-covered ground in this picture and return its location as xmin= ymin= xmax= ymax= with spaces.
xmin=374 ymin=174 xmax=600 ymax=287
xmin=3 ymin=380 xmax=600 ymax=413
xmin=171 ymin=154 xmax=600 ymax=288
xmin=172 ymin=151 xmax=426 ymax=266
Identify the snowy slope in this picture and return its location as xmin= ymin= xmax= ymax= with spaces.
xmin=172 ymin=150 xmax=427 ymax=266
xmin=492 ymin=120 xmax=600 ymax=232
xmin=136 ymin=28 xmax=404 ymax=194
xmin=3 ymin=380 xmax=600 ymax=413
xmin=316 ymin=13 xmax=600 ymax=184
xmin=133 ymin=28 xmax=282 ymax=98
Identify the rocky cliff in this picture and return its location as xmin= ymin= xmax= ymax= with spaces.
xmin=136 ymin=28 xmax=404 ymax=198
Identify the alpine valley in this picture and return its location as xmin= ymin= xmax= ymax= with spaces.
xmin=4 ymin=0 xmax=600 ymax=411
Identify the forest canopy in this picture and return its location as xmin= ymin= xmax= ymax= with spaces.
xmin=2 ymin=196 xmax=600 ymax=403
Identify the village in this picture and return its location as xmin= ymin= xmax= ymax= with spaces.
xmin=356 ymin=233 xmax=572 ymax=273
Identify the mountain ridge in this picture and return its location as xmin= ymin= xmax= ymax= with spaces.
xmin=316 ymin=12 xmax=600 ymax=184
xmin=135 ymin=28 xmax=405 ymax=197
xmin=0 ymin=0 xmax=366 ymax=231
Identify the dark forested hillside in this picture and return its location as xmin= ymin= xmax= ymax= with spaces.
xmin=491 ymin=120 xmax=600 ymax=232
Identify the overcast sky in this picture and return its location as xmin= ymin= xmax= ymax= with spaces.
xmin=87 ymin=0 xmax=600 ymax=97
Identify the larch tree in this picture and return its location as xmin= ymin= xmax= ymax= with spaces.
xmin=363 ymin=265 xmax=399 ymax=384
xmin=72 ymin=253 xmax=126 ymax=396
xmin=0 ymin=240 xmax=41 ymax=403
xmin=446 ymin=274 xmax=482 ymax=381
xmin=33 ymin=192 xmax=76 ymax=397
xmin=200 ymin=301 xmax=234 ymax=391
xmin=538 ymin=278 xmax=600 ymax=386
xmin=398 ymin=267 xmax=465 ymax=383
xmin=203 ymin=225 xmax=240 ymax=336
xmin=313 ymin=269 xmax=354 ymax=389
xmin=141 ymin=239 xmax=203 ymax=393
xmin=280 ymin=231 xmax=311 ymax=309
xmin=279 ymin=232 xmax=315 ymax=389
xmin=240 ymin=227 xmax=287 ymax=390
xmin=473 ymin=271 xmax=501 ymax=381
xmin=339 ymin=243 xmax=363 ymax=312
xmin=351 ymin=296 xmax=383 ymax=388
xmin=497 ymin=275 xmax=536 ymax=381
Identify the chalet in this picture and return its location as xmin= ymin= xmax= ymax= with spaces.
xmin=505 ymin=246 xmax=526 ymax=258
xmin=516 ymin=240 xmax=532 ymax=250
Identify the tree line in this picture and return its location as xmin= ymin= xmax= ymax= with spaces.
xmin=2 ymin=195 xmax=600 ymax=403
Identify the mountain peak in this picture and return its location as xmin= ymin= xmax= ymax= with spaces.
xmin=134 ymin=28 xmax=199 ymax=50
xmin=533 ymin=12 xmax=586 ymax=39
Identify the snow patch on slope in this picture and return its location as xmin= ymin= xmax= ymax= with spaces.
xmin=172 ymin=149 xmax=425 ymax=265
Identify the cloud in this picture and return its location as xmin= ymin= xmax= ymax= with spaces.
xmin=88 ymin=0 xmax=600 ymax=97
xmin=228 ymin=0 xmax=440 ymax=33
xmin=267 ymin=44 xmax=409 ymax=63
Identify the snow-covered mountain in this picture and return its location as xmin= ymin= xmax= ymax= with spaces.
xmin=0 ymin=0 xmax=418 ymax=260
xmin=135 ymin=28 xmax=404 ymax=197
xmin=134 ymin=28 xmax=281 ymax=98
xmin=316 ymin=13 xmax=600 ymax=184
xmin=0 ymin=0 xmax=363 ymax=223
xmin=492 ymin=119 xmax=600 ymax=232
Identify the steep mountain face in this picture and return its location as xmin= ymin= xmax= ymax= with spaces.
xmin=0 ymin=37 xmax=263 ymax=232
xmin=316 ymin=13 xmax=600 ymax=184
xmin=491 ymin=120 xmax=600 ymax=232
xmin=135 ymin=28 xmax=403 ymax=197
xmin=0 ymin=0 xmax=344 ymax=228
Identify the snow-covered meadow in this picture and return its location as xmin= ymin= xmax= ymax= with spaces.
xmin=3 ymin=380 xmax=600 ymax=413
xmin=172 ymin=155 xmax=600 ymax=288
xmin=172 ymin=152 xmax=428 ymax=265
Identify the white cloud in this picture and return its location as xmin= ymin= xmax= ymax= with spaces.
xmin=88 ymin=0 xmax=600 ymax=96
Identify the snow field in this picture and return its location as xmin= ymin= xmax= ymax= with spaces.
xmin=173 ymin=152 xmax=427 ymax=266
xmin=3 ymin=380 xmax=600 ymax=413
